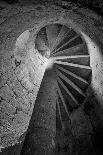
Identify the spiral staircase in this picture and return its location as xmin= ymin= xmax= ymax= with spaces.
xmin=19 ymin=23 xmax=92 ymax=155
xmin=35 ymin=23 xmax=92 ymax=121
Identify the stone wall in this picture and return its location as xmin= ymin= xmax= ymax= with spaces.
xmin=0 ymin=1 xmax=103 ymax=154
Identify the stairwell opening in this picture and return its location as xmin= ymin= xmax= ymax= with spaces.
xmin=34 ymin=23 xmax=92 ymax=128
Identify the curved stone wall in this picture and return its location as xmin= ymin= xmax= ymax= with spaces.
xmin=0 ymin=2 xmax=103 ymax=154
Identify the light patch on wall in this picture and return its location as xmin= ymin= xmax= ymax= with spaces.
xmin=82 ymin=32 xmax=103 ymax=101
xmin=16 ymin=30 xmax=30 ymax=49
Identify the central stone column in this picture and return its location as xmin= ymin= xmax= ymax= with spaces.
xmin=20 ymin=70 xmax=57 ymax=155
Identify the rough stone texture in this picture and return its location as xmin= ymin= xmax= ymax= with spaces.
xmin=20 ymin=74 xmax=57 ymax=155
xmin=0 ymin=4 xmax=48 ymax=149
xmin=0 ymin=1 xmax=103 ymax=154
xmin=70 ymin=106 xmax=93 ymax=138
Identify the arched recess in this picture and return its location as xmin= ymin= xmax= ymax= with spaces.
xmin=19 ymin=22 xmax=93 ymax=155
xmin=13 ymin=8 xmax=103 ymax=124
xmin=19 ymin=18 xmax=103 ymax=154
xmin=15 ymin=22 xmax=93 ymax=125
